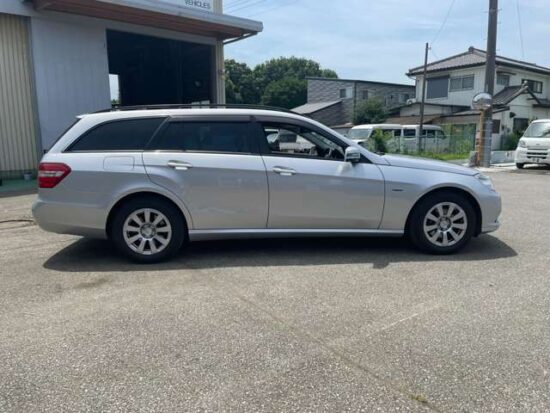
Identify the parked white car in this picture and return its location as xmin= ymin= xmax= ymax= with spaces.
xmin=349 ymin=124 xmax=449 ymax=152
xmin=515 ymin=119 xmax=550 ymax=168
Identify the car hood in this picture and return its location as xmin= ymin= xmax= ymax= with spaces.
xmin=522 ymin=137 xmax=550 ymax=150
xmin=382 ymin=154 xmax=477 ymax=176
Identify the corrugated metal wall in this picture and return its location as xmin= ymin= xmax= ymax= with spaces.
xmin=0 ymin=13 xmax=39 ymax=178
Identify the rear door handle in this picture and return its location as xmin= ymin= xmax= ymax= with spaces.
xmin=167 ymin=160 xmax=193 ymax=171
xmin=273 ymin=166 xmax=296 ymax=176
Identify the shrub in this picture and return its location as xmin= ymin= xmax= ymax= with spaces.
xmin=501 ymin=132 xmax=521 ymax=150
xmin=368 ymin=129 xmax=392 ymax=153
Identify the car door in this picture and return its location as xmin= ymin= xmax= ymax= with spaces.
xmin=255 ymin=120 xmax=385 ymax=229
xmin=143 ymin=117 xmax=268 ymax=230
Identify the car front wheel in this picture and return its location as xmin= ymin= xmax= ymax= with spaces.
xmin=516 ymin=163 xmax=525 ymax=169
xmin=111 ymin=197 xmax=185 ymax=263
xmin=409 ymin=192 xmax=476 ymax=254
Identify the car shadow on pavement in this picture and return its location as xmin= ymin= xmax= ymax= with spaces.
xmin=509 ymin=165 xmax=550 ymax=175
xmin=43 ymin=234 xmax=517 ymax=273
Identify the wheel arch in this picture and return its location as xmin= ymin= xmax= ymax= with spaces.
xmin=405 ymin=186 xmax=483 ymax=236
xmin=106 ymin=190 xmax=191 ymax=238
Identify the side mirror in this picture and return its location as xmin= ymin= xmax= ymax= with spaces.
xmin=344 ymin=146 xmax=361 ymax=163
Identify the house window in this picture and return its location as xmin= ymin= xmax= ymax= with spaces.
xmin=362 ymin=90 xmax=369 ymax=100
xmin=339 ymin=87 xmax=353 ymax=99
xmin=522 ymin=79 xmax=543 ymax=93
xmin=426 ymin=76 xmax=449 ymax=99
xmin=497 ymin=73 xmax=510 ymax=87
xmin=492 ymin=119 xmax=501 ymax=134
xmin=449 ymin=75 xmax=475 ymax=91
xmin=513 ymin=118 xmax=530 ymax=134
xmin=385 ymin=94 xmax=398 ymax=106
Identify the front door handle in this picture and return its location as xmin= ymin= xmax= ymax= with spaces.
xmin=167 ymin=160 xmax=193 ymax=171
xmin=273 ymin=166 xmax=296 ymax=176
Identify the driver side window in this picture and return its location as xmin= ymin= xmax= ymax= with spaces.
xmin=261 ymin=123 xmax=345 ymax=160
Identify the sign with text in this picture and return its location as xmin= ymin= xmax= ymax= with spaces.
xmin=186 ymin=0 xmax=213 ymax=11
xmin=166 ymin=0 xmax=214 ymax=12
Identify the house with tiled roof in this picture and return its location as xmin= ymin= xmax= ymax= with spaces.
xmin=395 ymin=46 xmax=550 ymax=148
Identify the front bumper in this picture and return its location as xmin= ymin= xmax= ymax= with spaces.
xmin=481 ymin=219 xmax=500 ymax=234
xmin=479 ymin=190 xmax=501 ymax=234
xmin=515 ymin=148 xmax=550 ymax=164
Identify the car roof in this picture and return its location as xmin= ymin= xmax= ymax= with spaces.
xmin=403 ymin=124 xmax=443 ymax=130
xmin=78 ymin=108 xmax=306 ymax=123
xmin=351 ymin=124 xmax=402 ymax=130
xmin=531 ymin=119 xmax=550 ymax=123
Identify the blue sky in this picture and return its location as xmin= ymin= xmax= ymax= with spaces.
xmin=225 ymin=0 xmax=549 ymax=85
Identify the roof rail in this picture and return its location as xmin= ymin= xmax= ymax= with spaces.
xmin=93 ymin=103 xmax=298 ymax=115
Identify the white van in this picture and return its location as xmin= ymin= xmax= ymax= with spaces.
xmin=515 ymin=119 xmax=550 ymax=168
xmin=349 ymin=124 xmax=448 ymax=152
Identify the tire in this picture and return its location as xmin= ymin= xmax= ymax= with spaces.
xmin=110 ymin=196 xmax=186 ymax=263
xmin=408 ymin=191 xmax=476 ymax=254
xmin=516 ymin=163 xmax=525 ymax=169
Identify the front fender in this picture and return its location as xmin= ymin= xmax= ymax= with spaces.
xmin=378 ymin=165 xmax=482 ymax=231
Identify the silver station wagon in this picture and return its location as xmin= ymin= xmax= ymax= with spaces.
xmin=33 ymin=106 xmax=501 ymax=263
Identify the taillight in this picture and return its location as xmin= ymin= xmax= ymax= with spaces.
xmin=38 ymin=163 xmax=71 ymax=188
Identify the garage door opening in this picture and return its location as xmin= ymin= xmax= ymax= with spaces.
xmin=107 ymin=30 xmax=215 ymax=107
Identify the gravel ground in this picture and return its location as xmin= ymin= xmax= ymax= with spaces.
xmin=0 ymin=166 xmax=549 ymax=412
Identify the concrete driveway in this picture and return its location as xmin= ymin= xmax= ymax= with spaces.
xmin=1 ymin=167 xmax=549 ymax=412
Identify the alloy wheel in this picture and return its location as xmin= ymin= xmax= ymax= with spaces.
xmin=423 ymin=202 xmax=468 ymax=247
xmin=123 ymin=208 xmax=172 ymax=255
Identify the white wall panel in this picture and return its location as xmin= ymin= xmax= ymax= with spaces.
xmin=30 ymin=17 xmax=111 ymax=149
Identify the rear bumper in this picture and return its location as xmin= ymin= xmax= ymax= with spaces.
xmin=32 ymin=198 xmax=107 ymax=239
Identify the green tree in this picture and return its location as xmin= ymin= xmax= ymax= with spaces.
xmin=225 ymin=56 xmax=338 ymax=108
xmin=224 ymin=59 xmax=259 ymax=104
xmin=253 ymin=57 xmax=337 ymax=92
xmin=353 ymin=98 xmax=388 ymax=125
xmin=261 ymin=77 xmax=307 ymax=109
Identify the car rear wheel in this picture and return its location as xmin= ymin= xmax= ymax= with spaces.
xmin=111 ymin=197 xmax=185 ymax=263
xmin=408 ymin=192 xmax=476 ymax=254
xmin=516 ymin=163 xmax=525 ymax=169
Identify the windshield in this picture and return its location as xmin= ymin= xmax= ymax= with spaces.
xmin=349 ymin=129 xmax=372 ymax=140
xmin=524 ymin=122 xmax=550 ymax=138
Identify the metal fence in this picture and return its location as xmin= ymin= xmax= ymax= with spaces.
xmin=362 ymin=132 xmax=476 ymax=160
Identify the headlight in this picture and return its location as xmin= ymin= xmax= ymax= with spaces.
xmin=475 ymin=173 xmax=495 ymax=191
xmin=518 ymin=140 xmax=527 ymax=148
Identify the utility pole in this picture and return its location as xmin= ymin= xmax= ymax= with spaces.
xmin=418 ymin=42 xmax=429 ymax=153
xmin=480 ymin=0 xmax=499 ymax=167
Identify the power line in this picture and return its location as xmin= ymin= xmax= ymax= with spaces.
xmin=431 ymin=0 xmax=457 ymax=46
xmin=515 ymin=0 xmax=525 ymax=59
xmin=226 ymin=0 xmax=267 ymax=13
xmin=243 ymin=0 xmax=300 ymax=18
xmin=225 ymin=0 xmax=300 ymax=17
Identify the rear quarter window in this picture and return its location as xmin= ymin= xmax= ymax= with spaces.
xmin=149 ymin=122 xmax=251 ymax=153
xmin=67 ymin=118 xmax=165 ymax=152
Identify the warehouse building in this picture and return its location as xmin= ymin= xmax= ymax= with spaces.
xmin=0 ymin=0 xmax=262 ymax=179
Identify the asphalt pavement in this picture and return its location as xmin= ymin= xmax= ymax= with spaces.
xmin=1 ymin=165 xmax=549 ymax=412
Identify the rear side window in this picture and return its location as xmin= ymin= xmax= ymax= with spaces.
xmin=68 ymin=118 xmax=165 ymax=151
xmin=150 ymin=122 xmax=251 ymax=153
xmin=403 ymin=129 xmax=416 ymax=137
